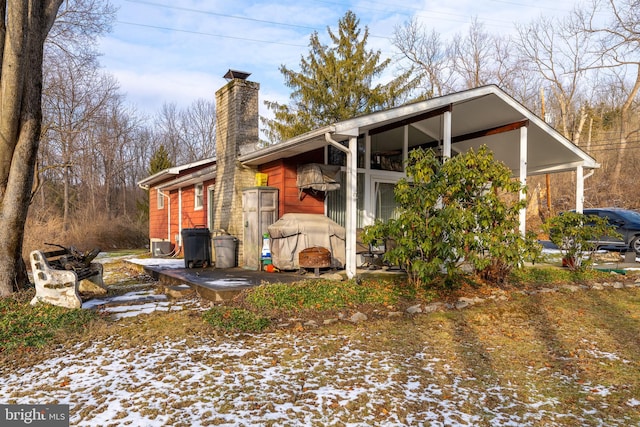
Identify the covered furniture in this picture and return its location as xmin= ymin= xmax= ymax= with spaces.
xmin=268 ymin=213 xmax=346 ymax=270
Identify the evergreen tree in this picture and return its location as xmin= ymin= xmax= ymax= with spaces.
xmin=138 ymin=145 xmax=174 ymax=220
xmin=148 ymin=145 xmax=173 ymax=175
xmin=263 ymin=11 xmax=418 ymax=142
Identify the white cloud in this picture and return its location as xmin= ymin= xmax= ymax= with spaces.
xmin=98 ymin=0 xmax=577 ymax=116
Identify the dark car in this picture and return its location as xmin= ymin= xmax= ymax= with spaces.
xmin=579 ymin=208 xmax=640 ymax=255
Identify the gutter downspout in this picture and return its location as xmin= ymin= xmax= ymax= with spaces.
xmin=325 ymin=132 xmax=356 ymax=280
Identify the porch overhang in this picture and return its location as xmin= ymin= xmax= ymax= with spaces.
xmin=238 ymin=85 xmax=600 ymax=279
xmin=240 ymin=85 xmax=599 ymax=174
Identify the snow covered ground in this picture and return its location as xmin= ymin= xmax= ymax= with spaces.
xmin=2 ymin=250 xmax=637 ymax=425
xmin=2 ymin=332 xmax=637 ymax=426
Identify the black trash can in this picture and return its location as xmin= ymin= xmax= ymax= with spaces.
xmin=181 ymin=227 xmax=211 ymax=268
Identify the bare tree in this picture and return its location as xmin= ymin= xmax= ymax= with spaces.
xmin=574 ymin=0 xmax=640 ymax=193
xmin=180 ymin=98 xmax=217 ymax=161
xmin=154 ymin=99 xmax=216 ymax=165
xmin=41 ymin=55 xmax=120 ymax=229
xmin=0 ymin=0 xmax=64 ymax=296
xmin=515 ymin=15 xmax=592 ymax=138
xmin=392 ymin=18 xmax=452 ymax=98
xmin=450 ymin=18 xmax=498 ymax=89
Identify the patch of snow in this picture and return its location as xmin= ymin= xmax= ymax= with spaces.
xmin=0 ymin=333 xmax=634 ymax=426
xmin=127 ymin=257 xmax=185 ymax=269
xmin=627 ymin=398 xmax=640 ymax=407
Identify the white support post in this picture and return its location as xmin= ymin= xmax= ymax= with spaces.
xmin=519 ymin=125 xmax=528 ymax=235
xmin=178 ymin=188 xmax=183 ymax=245
xmin=443 ymin=110 xmax=452 ymax=159
xmin=325 ymin=132 xmax=357 ymax=279
xmin=345 ymin=136 xmax=358 ymax=279
xmin=575 ymin=165 xmax=584 ymax=213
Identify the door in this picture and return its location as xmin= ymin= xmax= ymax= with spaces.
xmin=242 ymin=188 xmax=279 ymax=269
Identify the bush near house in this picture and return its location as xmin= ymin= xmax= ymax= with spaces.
xmin=363 ymin=146 xmax=541 ymax=288
xmin=543 ymin=211 xmax=620 ymax=271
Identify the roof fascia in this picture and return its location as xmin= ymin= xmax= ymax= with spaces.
xmin=137 ymin=157 xmax=216 ymax=189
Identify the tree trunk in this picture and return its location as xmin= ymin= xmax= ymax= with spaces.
xmin=609 ymin=66 xmax=640 ymax=195
xmin=0 ymin=0 xmax=63 ymax=297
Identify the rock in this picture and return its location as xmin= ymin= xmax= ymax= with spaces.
xmin=78 ymin=279 xmax=108 ymax=296
xmin=613 ymin=282 xmax=625 ymax=289
xmin=162 ymin=284 xmax=195 ymax=299
xmin=406 ymin=304 xmax=423 ymax=314
xmin=349 ymin=312 xmax=368 ymax=323
xmin=424 ymin=302 xmax=444 ymax=313
xmin=323 ymin=318 xmax=339 ymax=325
xmin=561 ymin=285 xmax=580 ymax=292
xmin=304 ymin=320 xmax=318 ymax=327
xmin=387 ymin=311 xmax=403 ymax=318
xmin=455 ymin=300 xmax=470 ymax=310
xmin=591 ymin=283 xmax=604 ymax=290
xmin=321 ymin=273 xmax=344 ymax=281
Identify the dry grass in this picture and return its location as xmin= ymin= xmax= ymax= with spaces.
xmin=2 ymin=258 xmax=639 ymax=425
xmin=23 ymin=205 xmax=147 ymax=258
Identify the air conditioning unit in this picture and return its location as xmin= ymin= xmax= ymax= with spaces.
xmin=151 ymin=241 xmax=173 ymax=256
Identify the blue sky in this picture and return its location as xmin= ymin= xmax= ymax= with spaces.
xmin=97 ymin=0 xmax=579 ymax=119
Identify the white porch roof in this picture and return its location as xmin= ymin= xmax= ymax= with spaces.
xmin=240 ymin=85 xmax=599 ymax=280
xmin=240 ymin=85 xmax=599 ymax=174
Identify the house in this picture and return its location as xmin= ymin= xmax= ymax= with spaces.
xmin=138 ymin=70 xmax=599 ymax=278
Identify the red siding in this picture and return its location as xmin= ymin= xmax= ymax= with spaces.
xmin=148 ymin=161 xmax=217 ymax=247
xmin=149 ymin=188 xmax=168 ymax=240
xmin=259 ymin=149 xmax=325 ymax=217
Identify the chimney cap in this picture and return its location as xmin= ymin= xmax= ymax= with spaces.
xmin=224 ymin=69 xmax=251 ymax=80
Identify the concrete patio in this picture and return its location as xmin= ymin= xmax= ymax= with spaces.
xmin=128 ymin=257 xmax=404 ymax=301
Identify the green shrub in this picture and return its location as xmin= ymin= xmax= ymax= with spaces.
xmin=543 ymin=211 xmax=620 ymax=271
xmin=202 ymin=307 xmax=270 ymax=332
xmin=0 ymin=296 xmax=97 ymax=352
xmin=363 ymin=146 xmax=540 ymax=287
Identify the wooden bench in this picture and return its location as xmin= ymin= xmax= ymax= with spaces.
xmin=30 ymin=247 xmax=105 ymax=309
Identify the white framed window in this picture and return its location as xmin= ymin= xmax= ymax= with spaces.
xmin=157 ymin=189 xmax=164 ymax=209
xmin=194 ymin=183 xmax=204 ymax=210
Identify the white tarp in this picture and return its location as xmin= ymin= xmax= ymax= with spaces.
xmin=268 ymin=213 xmax=346 ymax=270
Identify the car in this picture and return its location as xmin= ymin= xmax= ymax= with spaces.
xmin=578 ymin=208 xmax=640 ymax=255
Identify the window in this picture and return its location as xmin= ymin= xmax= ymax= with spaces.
xmin=371 ymin=128 xmax=404 ymax=172
xmin=157 ymin=189 xmax=164 ymax=209
xmin=194 ymin=183 xmax=203 ymax=210
xmin=327 ymin=135 xmax=365 ymax=168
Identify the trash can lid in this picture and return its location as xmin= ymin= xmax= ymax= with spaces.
xmin=213 ymin=234 xmax=237 ymax=240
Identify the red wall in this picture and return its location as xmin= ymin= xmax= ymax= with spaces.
xmin=149 ymin=187 xmax=168 ymax=240
xmin=148 ymin=165 xmax=215 ymax=245
xmin=260 ymin=149 xmax=325 ymax=217
xmin=149 ymin=152 xmax=330 ymax=246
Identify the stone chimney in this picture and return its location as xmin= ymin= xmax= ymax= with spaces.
xmin=213 ymin=70 xmax=260 ymax=265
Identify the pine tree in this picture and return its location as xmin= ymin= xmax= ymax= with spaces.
xmin=263 ymin=11 xmax=418 ymax=142
xmin=138 ymin=145 xmax=174 ymax=220
xmin=148 ymin=145 xmax=173 ymax=175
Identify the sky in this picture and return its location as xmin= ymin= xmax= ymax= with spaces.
xmin=96 ymin=0 xmax=580 ymax=120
